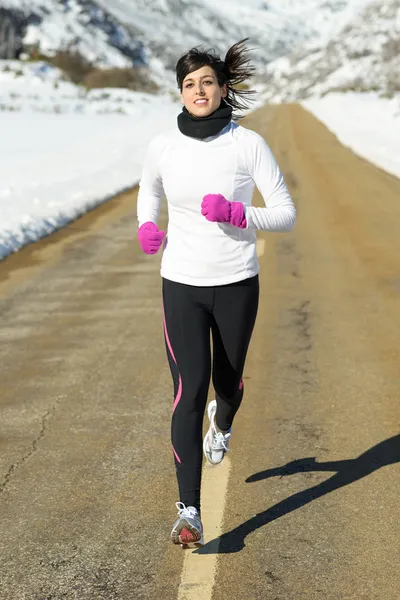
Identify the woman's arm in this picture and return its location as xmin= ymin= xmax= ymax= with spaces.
xmin=136 ymin=136 xmax=165 ymax=228
xmin=244 ymin=132 xmax=296 ymax=232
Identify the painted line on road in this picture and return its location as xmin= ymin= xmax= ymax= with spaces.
xmin=256 ymin=238 xmax=265 ymax=257
xmin=177 ymin=457 xmax=231 ymax=600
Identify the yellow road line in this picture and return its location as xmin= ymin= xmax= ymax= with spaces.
xmin=256 ymin=238 xmax=265 ymax=257
xmin=177 ymin=457 xmax=231 ymax=600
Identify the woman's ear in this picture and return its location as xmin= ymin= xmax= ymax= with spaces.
xmin=221 ymin=84 xmax=228 ymax=98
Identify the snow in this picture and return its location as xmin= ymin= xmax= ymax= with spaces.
xmin=205 ymin=0 xmax=375 ymax=44
xmin=0 ymin=60 xmax=180 ymax=260
xmin=2 ymin=0 xmax=146 ymax=69
xmin=262 ymin=0 xmax=399 ymax=103
xmin=0 ymin=109 xmax=176 ymax=254
xmin=302 ymin=93 xmax=400 ymax=179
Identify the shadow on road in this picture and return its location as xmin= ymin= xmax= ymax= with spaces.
xmin=194 ymin=434 xmax=400 ymax=555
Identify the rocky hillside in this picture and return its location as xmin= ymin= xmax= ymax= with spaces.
xmin=262 ymin=0 xmax=400 ymax=101
xmin=0 ymin=0 xmax=373 ymax=74
xmin=0 ymin=0 xmax=146 ymax=65
xmin=2 ymin=0 xmax=396 ymax=101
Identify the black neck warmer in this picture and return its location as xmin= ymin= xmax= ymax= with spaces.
xmin=177 ymin=100 xmax=233 ymax=139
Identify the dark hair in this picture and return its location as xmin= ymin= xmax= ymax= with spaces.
xmin=175 ymin=38 xmax=256 ymax=117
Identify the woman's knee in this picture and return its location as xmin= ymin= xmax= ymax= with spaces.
xmin=172 ymin=376 xmax=209 ymax=414
xmin=213 ymin=374 xmax=243 ymax=402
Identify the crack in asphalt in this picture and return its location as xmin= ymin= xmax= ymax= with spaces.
xmin=0 ymin=403 xmax=57 ymax=494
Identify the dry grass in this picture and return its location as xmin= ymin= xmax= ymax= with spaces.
xmin=28 ymin=48 xmax=93 ymax=84
xmin=27 ymin=48 xmax=159 ymax=93
xmin=83 ymin=67 xmax=159 ymax=93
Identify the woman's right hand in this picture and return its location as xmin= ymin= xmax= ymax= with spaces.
xmin=137 ymin=222 xmax=165 ymax=255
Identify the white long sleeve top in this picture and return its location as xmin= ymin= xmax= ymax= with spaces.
xmin=137 ymin=121 xmax=296 ymax=286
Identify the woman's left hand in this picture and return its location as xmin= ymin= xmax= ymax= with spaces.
xmin=201 ymin=194 xmax=247 ymax=229
xmin=201 ymin=194 xmax=231 ymax=223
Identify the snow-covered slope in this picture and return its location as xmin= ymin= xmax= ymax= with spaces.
xmin=1 ymin=0 xmax=146 ymax=67
xmin=262 ymin=0 xmax=400 ymax=101
xmin=207 ymin=0 xmax=374 ymax=49
xmin=98 ymin=0 xmax=306 ymax=70
xmin=87 ymin=0 xmax=376 ymax=73
xmin=2 ymin=0 xmax=398 ymax=113
xmin=0 ymin=59 xmax=163 ymax=114
xmin=0 ymin=0 xmax=375 ymax=76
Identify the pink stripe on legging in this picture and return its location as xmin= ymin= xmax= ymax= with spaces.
xmin=162 ymin=303 xmax=182 ymax=464
xmin=172 ymin=446 xmax=181 ymax=463
xmin=239 ymin=378 xmax=243 ymax=390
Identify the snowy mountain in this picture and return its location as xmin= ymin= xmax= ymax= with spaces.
xmin=206 ymin=0 xmax=374 ymax=48
xmin=1 ymin=0 xmax=397 ymax=101
xmin=0 ymin=0 xmax=146 ymax=67
xmin=0 ymin=0 xmax=374 ymax=76
xmin=94 ymin=0 xmax=306 ymax=71
xmin=261 ymin=0 xmax=400 ymax=101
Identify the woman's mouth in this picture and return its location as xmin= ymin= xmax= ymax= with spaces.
xmin=194 ymin=99 xmax=208 ymax=105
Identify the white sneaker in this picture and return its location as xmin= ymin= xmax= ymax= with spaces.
xmin=170 ymin=502 xmax=204 ymax=548
xmin=203 ymin=399 xmax=232 ymax=465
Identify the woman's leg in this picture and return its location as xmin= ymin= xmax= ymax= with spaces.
xmin=162 ymin=278 xmax=212 ymax=513
xmin=211 ymin=275 xmax=259 ymax=431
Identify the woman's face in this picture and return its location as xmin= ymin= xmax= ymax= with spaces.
xmin=181 ymin=65 xmax=227 ymax=118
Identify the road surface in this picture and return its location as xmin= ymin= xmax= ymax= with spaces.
xmin=0 ymin=104 xmax=399 ymax=600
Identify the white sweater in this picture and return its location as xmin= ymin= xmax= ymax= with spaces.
xmin=137 ymin=121 xmax=296 ymax=286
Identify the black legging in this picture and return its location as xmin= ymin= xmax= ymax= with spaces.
xmin=162 ymin=275 xmax=259 ymax=513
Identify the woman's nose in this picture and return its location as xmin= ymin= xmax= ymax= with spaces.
xmin=195 ymin=83 xmax=205 ymax=95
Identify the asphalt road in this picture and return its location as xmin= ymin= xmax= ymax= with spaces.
xmin=0 ymin=104 xmax=399 ymax=600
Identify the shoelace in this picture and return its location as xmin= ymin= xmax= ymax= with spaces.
xmin=175 ymin=501 xmax=198 ymax=519
xmin=212 ymin=430 xmax=231 ymax=452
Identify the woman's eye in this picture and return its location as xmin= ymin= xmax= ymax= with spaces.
xmin=184 ymin=80 xmax=213 ymax=88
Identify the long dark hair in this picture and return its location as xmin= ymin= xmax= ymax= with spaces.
xmin=175 ymin=38 xmax=256 ymax=117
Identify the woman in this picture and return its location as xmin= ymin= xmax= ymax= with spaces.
xmin=136 ymin=39 xmax=296 ymax=549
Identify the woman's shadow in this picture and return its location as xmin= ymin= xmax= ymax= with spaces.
xmin=194 ymin=433 xmax=400 ymax=554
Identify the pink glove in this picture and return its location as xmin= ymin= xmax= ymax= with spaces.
xmin=138 ymin=221 xmax=165 ymax=255
xmin=201 ymin=194 xmax=247 ymax=229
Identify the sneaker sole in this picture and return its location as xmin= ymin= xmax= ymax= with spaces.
xmin=171 ymin=521 xmax=204 ymax=548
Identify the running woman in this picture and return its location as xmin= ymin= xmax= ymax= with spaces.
xmin=136 ymin=39 xmax=296 ymax=548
